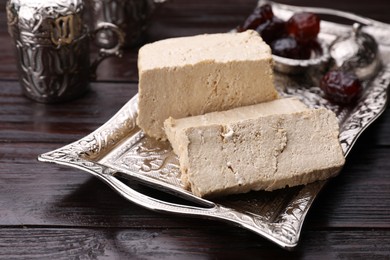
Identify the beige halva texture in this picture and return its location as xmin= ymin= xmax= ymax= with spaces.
xmin=137 ymin=30 xmax=278 ymax=140
xmin=164 ymin=98 xmax=345 ymax=198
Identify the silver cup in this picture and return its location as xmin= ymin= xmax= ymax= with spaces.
xmin=6 ymin=0 xmax=125 ymax=103
xmin=86 ymin=0 xmax=165 ymax=48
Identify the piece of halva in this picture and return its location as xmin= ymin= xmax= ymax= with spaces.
xmin=164 ymin=98 xmax=345 ymax=198
xmin=137 ymin=30 xmax=278 ymax=140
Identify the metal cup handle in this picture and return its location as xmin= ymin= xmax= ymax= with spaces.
xmin=89 ymin=22 xmax=125 ymax=80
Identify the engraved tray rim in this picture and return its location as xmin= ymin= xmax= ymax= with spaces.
xmin=38 ymin=1 xmax=390 ymax=250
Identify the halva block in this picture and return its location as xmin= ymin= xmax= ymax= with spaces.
xmin=164 ymin=98 xmax=345 ymax=198
xmin=137 ymin=30 xmax=278 ymax=140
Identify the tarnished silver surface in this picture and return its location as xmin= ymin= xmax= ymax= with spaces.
xmin=261 ymin=0 xmax=381 ymax=76
xmin=6 ymin=0 xmax=124 ymax=103
xmin=330 ymin=23 xmax=381 ymax=80
xmin=272 ymin=39 xmax=330 ymax=75
xmin=86 ymin=0 xmax=166 ymax=48
xmin=38 ymin=2 xmax=390 ymax=249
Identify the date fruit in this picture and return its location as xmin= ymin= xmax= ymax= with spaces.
xmin=256 ymin=17 xmax=287 ymax=44
xmin=240 ymin=4 xmax=274 ymax=31
xmin=287 ymin=12 xmax=320 ymax=42
xmin=320 ymin=70 xmax=362 ymax=104
xmin=239 ymin=5 xmax=323 ymax=61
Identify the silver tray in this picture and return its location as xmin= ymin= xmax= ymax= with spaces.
xmin=38 ymin=1 xmax=390 ymax=249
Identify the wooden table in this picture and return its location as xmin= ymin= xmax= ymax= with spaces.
xmin=1 ymin=0 xmax=389 ymax=258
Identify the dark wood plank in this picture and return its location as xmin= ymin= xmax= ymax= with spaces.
xmin=0 ymin=144 xmax=193 ymax=228
xmin=275 ymin=0 xmax=390 ymax=22
xmin=0 ymin=228 xmax=389 ymax=259
xmin=0 ymin=81 xmax=136 ymax=143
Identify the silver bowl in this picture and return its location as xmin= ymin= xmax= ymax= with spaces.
xmin=272 ymin=39 xmax=330 ymax=75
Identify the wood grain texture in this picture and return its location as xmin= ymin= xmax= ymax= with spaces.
xmin=0 ymin=0 xmax=389 ymax=258
xmin=0 ymin=228 xmax=389 ymax=259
